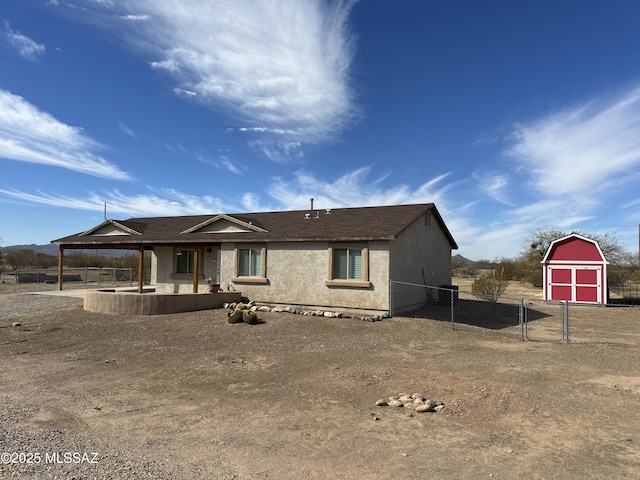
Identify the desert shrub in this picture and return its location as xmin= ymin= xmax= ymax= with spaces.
xmin=453 ymin=263 xmax=477 ymax=277
xmin=472 ymin=271 xmax=509 ymax=302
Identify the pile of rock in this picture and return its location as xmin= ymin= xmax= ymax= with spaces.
xmin=222 ymin=302 xmax=387 ymax=322
xmin=375 ymin=393 xmax=445 ymax=413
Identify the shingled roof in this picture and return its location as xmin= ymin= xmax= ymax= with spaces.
xmin=52 ymin=203 xmax=457 ymax=249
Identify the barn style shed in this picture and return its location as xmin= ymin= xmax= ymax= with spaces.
xmin=541 ymin=234 xmax=608 ymax=304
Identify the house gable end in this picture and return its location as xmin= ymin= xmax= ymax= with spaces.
xmin=80 ymin=220 xmax=141 ymax=237
xmin=181 ymin=214 xmax=267 ymax=235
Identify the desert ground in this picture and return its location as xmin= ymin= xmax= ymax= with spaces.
xmin=1 ymin=282 xmax=639 ymax=479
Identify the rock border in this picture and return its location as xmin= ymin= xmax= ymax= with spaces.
xmin=222 ymin=301 xmax=388 ymax=322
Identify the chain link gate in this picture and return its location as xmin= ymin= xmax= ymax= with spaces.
xmin=523 ymin=299 xmax=568 ymax=343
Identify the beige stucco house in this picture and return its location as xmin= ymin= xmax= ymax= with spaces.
xmin=52 ymin=203 xmax=457 ymax=313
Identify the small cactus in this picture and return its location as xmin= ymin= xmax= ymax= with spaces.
xmin=242 ymin=310 xmax=259 ymax=325
xmin=227 ymin=309 xmax=244 ymax=324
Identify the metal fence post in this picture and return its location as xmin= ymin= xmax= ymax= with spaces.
xmin=566 ymin=301 xmax=570 ymax=344
xmin=561 ymin=302 xmax=566 ymax=343
xmin=389 ymin=279 xmax=394 ymax=317
xmin=450 ymin=287 xmax=455 ymax=330
xmin=519 ymin=299 xmax=524 ymax=341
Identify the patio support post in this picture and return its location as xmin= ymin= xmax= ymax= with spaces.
xmin=193 ymin=246 xmax=200 ymax=293
xmin=138 ymin=246 xmax=144 ymax=293
xmin=57 ymin=246 xmax=64 ymax=291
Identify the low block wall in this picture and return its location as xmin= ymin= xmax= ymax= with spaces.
xmin=84 ymin=290 xmax=242 ymax=315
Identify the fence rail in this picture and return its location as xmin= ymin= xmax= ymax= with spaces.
xmin=0 ymin=267 xmax=147 ymax=287
xmin=390 ymin=280 xmax=640 ymax=346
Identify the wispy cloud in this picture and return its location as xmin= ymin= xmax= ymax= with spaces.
xmin=216 ymin=155 xmax=244 ymax=175
xmin=166 ymin=142 xmax=245 ymax=174
xmin=3 ymin=21 xmax=45 ymax=61
xmin=0 ymin=167 xmax=457 ymax=219
xmin=172 ymin=87 xmax=197 ymax=97
xmin=0 ymin=188 xmax=231 ymax=217
xmin=150 ymin=59 xmax=180 ymax=72
xmin=505 ymin=85 xmax=640 ymax=199
xmin=72 ymin=0 xmax=359 ymax=160
xmin=267 ymin=167 xmax=455 ymax=211
xmin=473 ymin=171 xmax=512 ymax=205
xmin=119 ymin=14 xmax=150 ymax=21
xmin=0 ymin=89 xmax=131 ymax=180
xmin=118 ymin=122 xmax=136 ymax=138
xmin=478 ymin=83 xmax=640 ymax=258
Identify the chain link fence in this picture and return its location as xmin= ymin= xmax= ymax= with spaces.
xmin=390 ymin=280 xmax=640 ymax=346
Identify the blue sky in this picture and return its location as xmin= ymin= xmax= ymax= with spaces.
xmin=2 ymin=0 xmax=640 ymax=260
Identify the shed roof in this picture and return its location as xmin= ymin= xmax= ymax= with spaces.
xmin=541 ymin=233 xmax=608 ymax=264
xmin=52 ymin=203 xmax=458 ymax=249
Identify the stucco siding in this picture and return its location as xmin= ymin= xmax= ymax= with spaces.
xmin=219 ymin=241 xmax=390 ymax=311
xmin=389 ymin=213 xmax=453 ymax=287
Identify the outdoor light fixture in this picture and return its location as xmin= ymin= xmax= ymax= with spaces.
xmin=176 ymin=250 xmax=182 ymax=256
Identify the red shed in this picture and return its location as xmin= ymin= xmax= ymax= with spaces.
xmin=541 ymin=234 xmax=608 ymax=304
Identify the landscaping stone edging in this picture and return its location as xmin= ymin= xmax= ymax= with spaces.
xmin=222 ymin=301 xmax=388 ymax=322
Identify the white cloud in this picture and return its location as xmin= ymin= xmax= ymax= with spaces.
xmin=250 ymin=139 xmax=303 ymax=163
xmin=216 ymin=155 xmax=244 ymax=175
xmin=172 ymin=87 xmax=197 ymax=97
xmin=267 ymin=167 xmax=456 ymax=211
xmin=471 ymin=83 xmax=640 ymax=259
xmin=119 ymin=14 xmax=150 ymax=21
xmin=0 ymin=89 xmax=131 ymax=180
xmin=0 ymin=166 xmax=458 ymax=222
xmin=118 ymin=122 xmax=136 ymax=138
xmin=75 ymin=0 xmax=359 ymax=160
xmin=505 ymin=85 xmax=640 ymax=199
xmin=0 ymin=188 xmax=231 ymax=217
xmin=150 ymin=59 xmax=180 ymax=72
xmin=3 ymin=21 xmax=45 ymax=61
xmin=473 ymin=171 xmax=512 ymax=205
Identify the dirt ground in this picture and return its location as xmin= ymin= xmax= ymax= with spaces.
xmin=1 ymin=283 xmax=639 ymax=479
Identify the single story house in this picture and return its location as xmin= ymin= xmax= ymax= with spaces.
xmin=52 ymin=203 xmax=457 ymax=313
xmin=541 ymin=233 xmax=608 ymax=304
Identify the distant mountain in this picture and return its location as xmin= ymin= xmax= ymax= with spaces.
xmin=1 ymin=244 xmax=59 ymax=255
xmin=1 ymin=244 xmax=128 ymax=257
xmin=453 ymin=254 xmax=475 ymax=264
